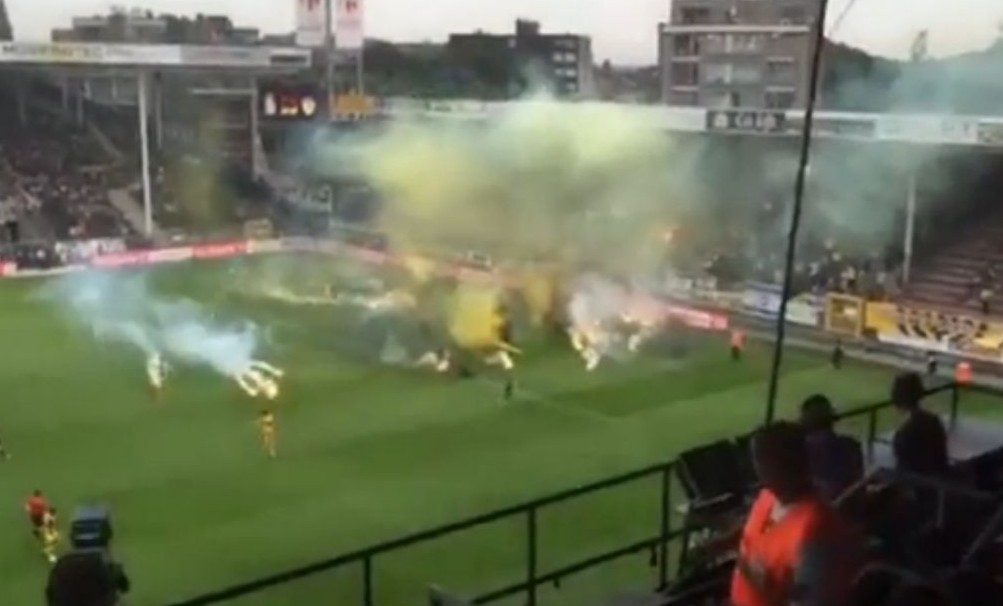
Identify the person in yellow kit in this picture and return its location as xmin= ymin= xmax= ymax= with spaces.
xmin=41 ymin=507 xmax=60 ymax=564
xmin=730 ymin=329 xmax=746 ymax=362
xmin=257 ymin=409 xmax=277 ymax=459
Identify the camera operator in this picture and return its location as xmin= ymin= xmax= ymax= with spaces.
xmin=46 ymin=505 xmax=130 ymax=606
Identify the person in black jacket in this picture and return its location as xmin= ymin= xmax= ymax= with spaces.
xmin=890 ymin=372 xmax=949 ymax=477
xmin=46 ymin=506 xmax=129 ymax=606
xmin=800 ymin=394 xmax=863 ymax=501
xmin=46 ymin=549 xmax=129 ymax=606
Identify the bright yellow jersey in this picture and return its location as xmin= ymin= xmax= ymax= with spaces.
xmin=259 ymin=414 xmax=275 ymax=433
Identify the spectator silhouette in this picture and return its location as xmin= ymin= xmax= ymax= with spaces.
xmin=890 ymin=372 xmax=949 ymax=477
xmin=800 ymin=394 xmax=864 ymax=501
xmin=884 ymin=583 xmax=954 ymax=606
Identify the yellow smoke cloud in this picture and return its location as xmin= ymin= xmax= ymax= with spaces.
xmin=319 ymin=98 xmax=685 ymax=275
xmin=447 ymin=284 xmax=502 ymax=350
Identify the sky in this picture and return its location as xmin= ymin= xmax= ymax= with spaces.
xmin=5 ymin=0 xmax=1001 ymax=65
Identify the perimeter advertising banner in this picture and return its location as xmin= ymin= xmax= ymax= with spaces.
xmin=295 ymin=0 xmax=328 ymax=47
xmin=740 ymin=285 xmax=822 ymax=327
xmin=864 ymin=301 xmax=1003 ymax=362
xmin=335 ymin=0 xmax=364 ymax=50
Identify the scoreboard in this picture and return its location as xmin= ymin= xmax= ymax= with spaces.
xmin=258 ymin=84 xmax=380 ymax=121
xmin=259 ymin=86 xmax=321 ymax=120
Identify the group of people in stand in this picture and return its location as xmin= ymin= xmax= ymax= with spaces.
xmin=698 ymin=370 xmax=993 ymax=606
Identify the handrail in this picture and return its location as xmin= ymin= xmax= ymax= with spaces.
xmin=166 ymin=381 xmax=994 ymax=606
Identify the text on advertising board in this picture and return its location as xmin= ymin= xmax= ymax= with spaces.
xmin=875 ymin=115 xmax=979 ymax=145
xmin=787 ymin=115 xmax=876 ymax=139
xmin=977 ymin=123 xmax=1003 ymax=147
xmin=705 ymin=110 xmax=787 ymax=134
xmin=0 ymin=42 xmax=181 ymax=65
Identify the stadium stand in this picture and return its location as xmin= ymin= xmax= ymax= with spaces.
xmin=903 ymin=159 xmax=1003 ymax=317
xmin=0 ymin=91 xmax=133 ymax=242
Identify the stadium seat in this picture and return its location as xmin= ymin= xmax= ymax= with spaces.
xmin=676 ymin=439 xmax=755 ymax=508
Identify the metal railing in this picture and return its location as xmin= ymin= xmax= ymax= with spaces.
xmin=167 ymin=381 xmax=996 ymax=606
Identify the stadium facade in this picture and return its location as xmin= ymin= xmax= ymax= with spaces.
xmin=0 ymin=0 xmax=12 ymax=41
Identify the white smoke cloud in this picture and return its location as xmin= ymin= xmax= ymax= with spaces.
xmin=41 ymin=270 xmax=261 ymax=376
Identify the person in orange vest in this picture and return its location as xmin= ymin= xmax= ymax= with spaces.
xmin=955 ymin=360 xmax=973 ymax=385
xmin=696 ymin=422 xmax=864 ymax=606
xmin=25 ymin=489 xmax=50 ymax=540
xmin=730 ymin=328 xmax=746 ymax=362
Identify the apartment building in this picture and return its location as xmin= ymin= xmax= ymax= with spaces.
xmin=658 ymin=0 xmax=819 ymax=109
xmin=448 ymin=19 xmax=596 ymax=98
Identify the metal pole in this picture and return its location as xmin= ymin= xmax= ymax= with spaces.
xmin=153 ymin=73 xmax=164 ymax=151
xmin=526 ymin=507 xmax=538 ymax=606
xmin=763 ymin=0 xmax=832 ymax=425
xmin=657 ymin=465 xmax=672 ymax=590
xmin=356 ymin=46 xmax=364 ymax=94
xmin=249 ymin=76 xmax=260 ymax=178
xmin=61 ymin=76 xmax=69 ymax=112
xmin=325 ymin=0 xmax=335 ymax=111
xmin=75 ymin=86 xmax=83 ymax=126
xmin=137 ymin=70 xmax=154 ymax=237
xmin=16 ymin=77 xmax=26 ymax=125
xmin=902 ymin=170 xmax=917 ymax=283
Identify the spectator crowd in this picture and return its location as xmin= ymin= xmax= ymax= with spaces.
xmin=668 ymin=371 xmax=1003 ymax=606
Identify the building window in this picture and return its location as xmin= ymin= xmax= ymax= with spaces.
xmin=672 ymin=90 xmax=699 ymax=106
xmin=728 ymin=34 xmax=763 ymax=53
xmin=706 ymin=91 xmax=737 ymax=108
xmin=555 ymin=67 xmax=578 ymax=79
xmin=779 ymin=5 xmax=807 ymax=23
xmin=556 ymin=38 xmax=578 ymax=50
xmin=680 ymin=8 xmax=711 ymax=24
xmin=732 ymin=64 xmax=761 ymax=84
xmin=765 ymin=89 xmax=796 ymax=108
xmin=703 ymin=62 xmax=732 ymax=84
xmin=703 ymin=34 xmax=725 ymax=53
xmin=673 ymin=34 xmax=699 ymax=56
xmin=765 ymin=58 xmax=795 ymax=82
xmin=670 ymin=62 xmax=699 ymax=86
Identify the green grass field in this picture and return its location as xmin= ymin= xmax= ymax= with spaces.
xmin=2 ymin=255 xmax=1001 ymax=606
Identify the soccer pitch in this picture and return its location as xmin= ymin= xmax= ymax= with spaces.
xmin=0 ymin=255 xmax=995 ymax=606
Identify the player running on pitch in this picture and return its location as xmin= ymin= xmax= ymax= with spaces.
xmin=257 ymin=409 xmax=277 ymax=458
xmin=41 ymin=507 xmax=60 ymax=564
xmin=25 ymin=489 xmax=49 ymax=540
xmin=235 ymin=360 xmax=285 ymax=400
xmin=568 ymin=323 xmax=604 ymax=371
xmin=146 ymin=352 xmax=169 ymax=400
xmin=483 ymin=312 xmax=518 ymax=371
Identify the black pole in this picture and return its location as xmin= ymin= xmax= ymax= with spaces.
xmin=763 ymin=0 xmax=832 ymax=425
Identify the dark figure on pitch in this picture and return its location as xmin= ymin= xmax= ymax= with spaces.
xmin=730 ymin=329 xmax=746 ymax=362
xmin=925 ymin=351 xmax=938 ymax=376
xmin=831 ymin=339 xmax=844 ymax=370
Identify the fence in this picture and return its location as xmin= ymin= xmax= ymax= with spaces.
xmin=166 ymin=381 xmax=996 ymax=606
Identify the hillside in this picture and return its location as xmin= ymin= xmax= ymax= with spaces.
xmin=823 ymin=38 xmax=1003 ymax=114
